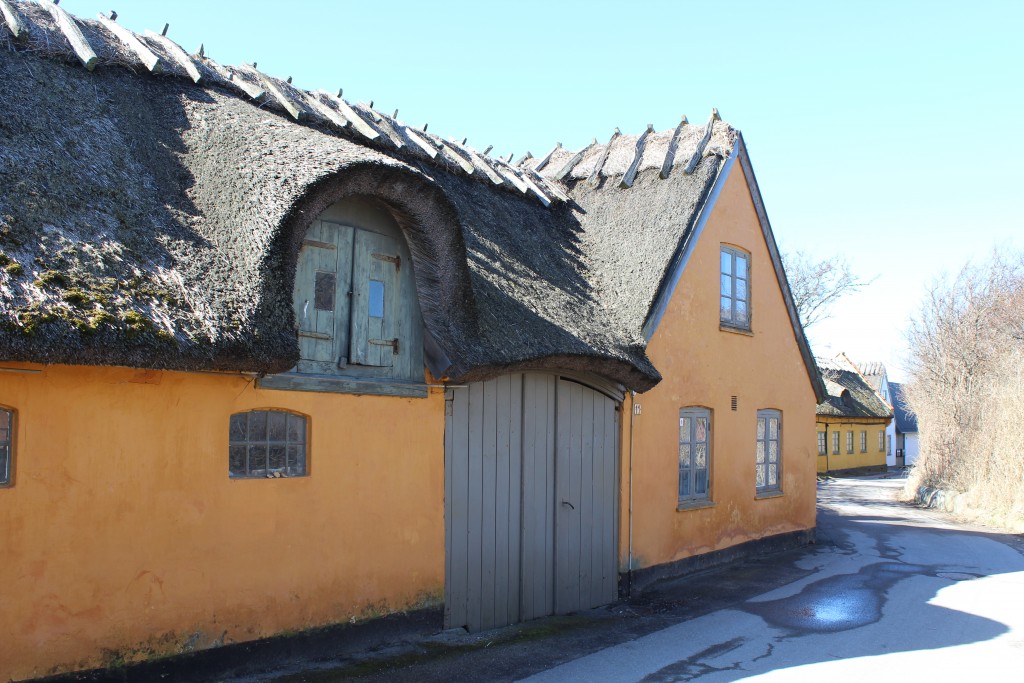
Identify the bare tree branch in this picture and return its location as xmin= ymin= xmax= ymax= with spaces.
xmin=782 ymin=251 xmax=872 ymax=329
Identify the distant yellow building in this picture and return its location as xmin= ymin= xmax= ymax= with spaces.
xmin=816 ymin=354 xmax=893 ymax=474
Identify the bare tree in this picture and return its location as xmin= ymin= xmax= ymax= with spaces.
xmin=782 ymin=251 xmax=871 ymax=329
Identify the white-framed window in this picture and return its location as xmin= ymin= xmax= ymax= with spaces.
xmin=860 ymin=430 xmax=867 ymax=453
xmin=846 ymin=431 xmax=854 ymax=454
xmin=720 ymin=246 xmax=751 ymax=330
xmin=756 ymin=409 xmax=781 ymax=493
xmin=0 ymin=407 xmax=12 ymax=486
xmin=679 ymin=408 xmax=711 ymax=504
xmin=879 ymin=431 xmax=885 ymax=452
xmin=229 ymin=410 xmax=308 ymax=478
xmin=832 ymin=430 xmax=840 ymax=455
xmin=817 ymin=431 xmax=826 ymax=456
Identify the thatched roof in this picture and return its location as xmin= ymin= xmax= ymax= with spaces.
xmin=817 ymin=354 xmax=893 ymax=420
xmin=856 ymin=360 xmax=887 ymax=395
xmin=0 ymin=1 xmax=819 ymax=395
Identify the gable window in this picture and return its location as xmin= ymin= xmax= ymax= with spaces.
xmin=229 ymin=410 xmax=307 ymax=478
xmin=755 ymin=409 xmax=781 ymax=493
xmin=860 ymin=430 xmax=867 ymax=453
xmin=879 ymin=431 xmax=885 ymax=452
xmin=846 ymin=431 xmax=854 ymax=454
xmin=817 ymin=431 xmax=826 ymax=456
xmin=832 ymin=431 xmax=840 ymax=455
xmin=0 ymin=407 xmax=12 ymax=486
xmin=720 ymin=246 xmax=751 ymax=330
xmin=679 ymin=408 xmax=711 ymax=505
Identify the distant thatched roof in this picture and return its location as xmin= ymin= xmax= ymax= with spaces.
xmin=0 ymin=0 xmax=818 ymax=395
xmin=856 ymin=360 xmax=887 ymax=395
xmin=817 ymin=355 xmax=893 ymax=420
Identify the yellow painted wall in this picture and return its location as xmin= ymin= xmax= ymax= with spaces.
xmin=621 ymin=162 xmax=818 ymax=571
xmin=815 ymin=418 xmax=889 ymax=473
xmin=0 ymin=364 xmax=444 ymax=680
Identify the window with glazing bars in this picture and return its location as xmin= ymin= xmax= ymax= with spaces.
xmin=756 ymin=410 xmax=781 ymax=492
xmin=860 ymin=430 xmax=867 ymax=453
xmin=0 ymin=407 xmax=12 ymax=486
xmin=679 ymin=408 xmax=711 ymax=503
xmin=817 ymin=431 xmax=826 ymax=456
xmin=846 ymin=431 xmax=854 ymax=454
xmin=720 ymin=246 xmax=751 ymax=329
xmin=879 ymin=431 xmax=885 ymax=452
xmin=832 ymin=430 xmax=840 ymax=455
xmin=229 ymin=410 xmax=307 ymax=478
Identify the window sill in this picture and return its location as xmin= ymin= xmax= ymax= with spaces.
xmin=257 ymin=373 xmax=429 ymax=398
xmin=755 ymin=489 xmax=784 ymax=500
xmin=719 ymin=324 xmax=753 ymax=337
xmin=677 ymin=499 xmax=715 ymax=512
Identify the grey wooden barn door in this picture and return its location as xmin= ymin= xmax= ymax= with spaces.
xmin=444 ymin=373 xmax=618 ymax=632
xmin=554 ymin=378 xmax=619 ymax=615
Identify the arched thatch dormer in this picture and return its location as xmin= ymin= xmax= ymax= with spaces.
xmin=259 ymin=164 xmax=475 ymax=396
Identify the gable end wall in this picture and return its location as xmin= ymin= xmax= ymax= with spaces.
xmin=622 ymin=161 xmax=817 ymax=570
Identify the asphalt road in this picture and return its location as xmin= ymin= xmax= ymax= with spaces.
xmin=520 ymin=477 xmax=1024 ymax=682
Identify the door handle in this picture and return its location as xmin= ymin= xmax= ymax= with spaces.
xmin=561 ymin=500 xmax=575 ymax=510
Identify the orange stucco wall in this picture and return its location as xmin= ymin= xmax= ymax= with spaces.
xmin=0 ymin=364 xmax=444 ymax=680
xmin=816 ymin=418 xmax=889 ymax=473
xmin=620 ymin=162 xmax=818 ymax=571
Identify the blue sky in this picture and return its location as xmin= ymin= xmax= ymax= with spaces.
xmin=57 ymin=0 xmax=1024 ymax=380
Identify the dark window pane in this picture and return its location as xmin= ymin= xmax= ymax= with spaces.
xmin=288 ymin=445 xmax=306 ymax=476
xmin=268 ymin=411 xmax=287 ymax=442
xmin=248 ymin=411 xmax=267 ymax=442
xmin=248 ymin=445 xmax=267 ymax=476
xmin=229 ymin=413 xmax=247 ymax=442
xmin=679 ymin=464 xmax=690 ymax=497
xmin=314 ymin=272 xmax=336 ymax=311
xmin=695 ymin=468 xmax=707 ymax=495
xmin=368 ymin=279 xmax=385 ymax=318
xmin=229 ymin=445 xmax=247 ymax=477
xmin=287 ymin=414 xmax=306 ymax=444
xmin=269 ymin=445 xmax=287 ymax=472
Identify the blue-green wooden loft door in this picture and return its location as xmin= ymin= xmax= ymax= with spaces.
xmin=294 ymin=221 xmax=353 ymax=373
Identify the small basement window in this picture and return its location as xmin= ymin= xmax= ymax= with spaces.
xmin=229 ymin=410 xmax=307 ymax=478
xmin=0 ymin=407 xmax=12 ymax=486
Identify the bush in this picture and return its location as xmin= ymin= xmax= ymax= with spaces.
xmin=904 ymin=252 xmax=1024 ymax=526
